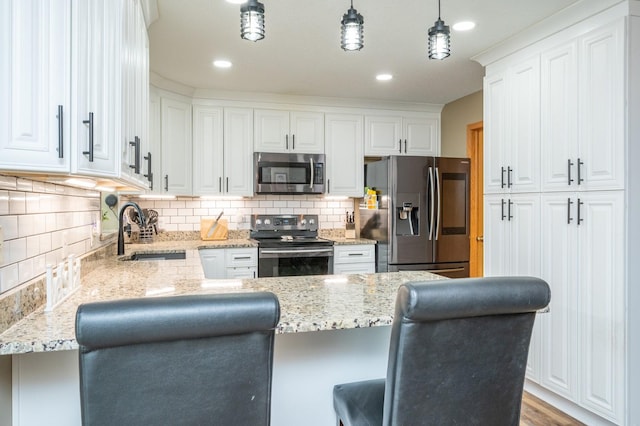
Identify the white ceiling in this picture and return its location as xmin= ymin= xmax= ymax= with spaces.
xmin=148 ymin=0 xmax=580 ymax=105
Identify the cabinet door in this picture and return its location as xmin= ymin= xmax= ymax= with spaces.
xmin=577 ymin=191 xmax=624 ymax=422
xmin=224 ymin=108 xmax=254 ymax=196
xmin=483 ymin=72 xmax=509 ymax=193
xmin=199 ymin=249 xmax=226 ymax=279
xmin=483 ymin=195 xmax=509 ymax=277
xmin=404 ymin=116 xmax=439 ymax=156
xmin=290 ymin=111 xmax=324 ymax=153
xmin=509 ymin=57 xmax=540 ymax=193
xmin=73 ymin=0 xmax=120 ymax=177
xmin=161 ymin=96 xmax=192 ymax=195
xmin=254 ymin=109 xmax=289 ymax=153
xmin=364 ymin=115 xmax=402 ymax=156
xmin=578 ymin=23 xmax=625 ymax=191
xmin=147 ymin=87 xmax=161 ymax=193
xmin=540 ymin=193 xmax=578 ymax=398
xmin=192 ymin=106 xmax=223 ymax=195
xmin=541 ymin=42 xmax=578 ymax=192
xmin=0 ymin=0 xmax=71 ymax=172
xmin=325 ymin=114 xmax=363 ymax=197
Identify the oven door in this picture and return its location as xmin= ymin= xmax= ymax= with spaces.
xmin=258 ymin=246 xmax=334 ymax=277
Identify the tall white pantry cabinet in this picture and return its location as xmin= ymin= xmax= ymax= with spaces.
xmin=478 ymin=2 xmax=640 ymax=425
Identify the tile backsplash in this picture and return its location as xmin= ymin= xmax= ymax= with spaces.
xmin=0 ymin=175 xmax=103 ymax=294
xmin=130 ymin=195 xmax=357 ymax=232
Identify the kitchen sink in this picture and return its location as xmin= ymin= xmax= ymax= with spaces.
xmin=122 ymin=251 xmax=186 ymax=261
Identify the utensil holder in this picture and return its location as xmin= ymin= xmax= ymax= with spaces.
xmin=139 ymin=225 xmax=155 ymax=244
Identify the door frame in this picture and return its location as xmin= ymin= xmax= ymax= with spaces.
xmin=467 ymin=121 xmax=484 ymax=277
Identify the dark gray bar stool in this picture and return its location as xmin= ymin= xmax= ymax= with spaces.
xmin=333 ymin=277 xmax=551 ymax=426
xmin=76 ymin=292 xmax=280 ymax=426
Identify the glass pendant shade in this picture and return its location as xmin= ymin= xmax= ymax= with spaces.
xmin=428 ymin=18 xmax=450 ymax=59
xmin=341 ymin=4 xmax=364 ymax=51
xmin=241 ymin=0 xmax=265 ymax=41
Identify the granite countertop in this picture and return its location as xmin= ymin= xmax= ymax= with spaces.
xmin=0 ymin=241 xmax=441 ymax=355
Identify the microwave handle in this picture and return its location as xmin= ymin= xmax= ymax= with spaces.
xmin=310 ymin=157 xmax=314 ymax=190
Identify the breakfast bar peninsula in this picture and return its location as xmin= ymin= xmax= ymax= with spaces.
xmin=0 ymin=244 xmax=444 ymax=426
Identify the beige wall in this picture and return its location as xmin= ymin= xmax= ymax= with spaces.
xmin=440 ymin=90 xmax=483 ymax=158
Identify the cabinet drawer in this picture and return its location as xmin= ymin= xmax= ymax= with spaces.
xmin=333 ymin=245 xmax=375 ymax=264
xmin=334 ymin=263 xmax=375 ymax=275
xmin=225 ymin=248 xmax=257 ymax=268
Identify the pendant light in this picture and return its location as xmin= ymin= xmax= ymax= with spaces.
xmin=428 ymin=0 xmax=450 ymax=60
xmin=241 ymin=0 xmax=265 ymax=42
xmin=341 ymin=0 xmax=364 ymax=51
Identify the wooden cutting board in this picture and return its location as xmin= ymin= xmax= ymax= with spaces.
xmin=200 ymin=218 xmax=228 ymax=240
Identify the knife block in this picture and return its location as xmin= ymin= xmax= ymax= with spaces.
xmin=200 ymin=218 xmax=228 ymax=240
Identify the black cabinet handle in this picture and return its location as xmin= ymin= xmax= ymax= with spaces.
xmin=219 ymin=177 xmax=222 ymax=193
xmin=577 ymin=158 xmax=584 ymax=185
xmin=129 ymin=136 xmax=140 ymax=174
xmin=292 ymin=134 xmax=295 ymax=150
xmin=404 ymin=139 xmax=407 ymax=154
xmin=508 ymin=199 xmax=513 ymax=221
xmin=398 ymin=139 xmax=402 ymax=154
xmin=567 ymin=198 xmax=574 ymax=224
xmin=285 ymin=134 xmax=289 ymax=150
xmin=226 ymin=177 xmax=229 ymax=192
xmin=501 ymin=199 xmax=506 ymax=221
xmin=568 ymin=159 xmax=574 ymax=185
xmin=57 ymin=105 xmax=64 ymax=158
xmin=577 ymin=198 xmax=584 ymax=225
xmin=82 ymin=112 xmax=94 ymax=162
xmin=507 ymin=166 xmax=513 ymax=188
xmin=328 ymin=179 xmax=331 ymax=194
xmin=164 ymin=175 xmax=169 ymax=192
xmin=143 ymin=152 xmax=153 ymax=190
xmin=501 ymin=167 xmax=505 ymax=188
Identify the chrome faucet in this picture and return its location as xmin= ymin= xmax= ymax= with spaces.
xmin=117 ymin=202 xmax=147 ymax=256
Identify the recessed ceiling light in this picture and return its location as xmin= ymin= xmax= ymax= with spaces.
xmin=376 ymin=74 xmax=393 ymax=81
xmin=225 ymin=0 xmax=246 ymax=4
xmin=213 ymin=60 xmax=232 ymax=68
xmin=453 ymin=21 xmax=476 ymax=31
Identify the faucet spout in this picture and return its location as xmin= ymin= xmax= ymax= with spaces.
xmin=117 ymin=202 xmax=147 ymax=256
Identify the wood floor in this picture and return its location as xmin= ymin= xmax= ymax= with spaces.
xmin=521 ymin=392 xmax=584 ymax=425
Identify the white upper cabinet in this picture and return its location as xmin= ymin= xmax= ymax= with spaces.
xmin=0 ymin=0 xmax=71 ymax=172
xmin=161 ymin=96 xmax=192 ymax=195
xmin=193 ymin=105 xmax=253 ymax=197
xmin=541 ymin=24 xmax=624 ymax=192
xmin=147 ymin=87 xmax=161 ymax=192
xmin=325 ymin=113 xmax=364 ymax=197
xmin=364 ymin=114 xmax=439 ymax=157
xmin=484 ymin=56 xmax=540 ymax=194
xmin=254 ymin=109 xmax=324 ymax=153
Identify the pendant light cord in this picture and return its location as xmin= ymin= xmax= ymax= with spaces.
xmin=438 ymin=0 xmax=441 ymax=19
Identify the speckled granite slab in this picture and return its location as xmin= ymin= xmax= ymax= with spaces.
xmin=0 ymin=247 xmax=444 ymax=355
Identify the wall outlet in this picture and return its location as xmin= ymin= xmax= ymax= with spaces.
xmin=0 ymin=225 xmax=3 ymax=265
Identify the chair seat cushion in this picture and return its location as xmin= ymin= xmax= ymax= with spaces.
xmin=333 ymin=378 xmax=385 ymax=426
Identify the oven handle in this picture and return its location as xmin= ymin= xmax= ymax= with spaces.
xmin=260 ymin=248 xmax=334 ymax=255
xmin=309 ymin=157 xmax=314 ymax=191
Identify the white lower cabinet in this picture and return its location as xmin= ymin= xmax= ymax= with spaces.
xmin=539 ymin=191 xmax=624 ymax=422
xmin=333 ymin=244 xmax=375 ymax=274
xmin=483 ymin=193 xmax=541 ymax=381
xmin=199 ymin=248 xmax=257 ymax=279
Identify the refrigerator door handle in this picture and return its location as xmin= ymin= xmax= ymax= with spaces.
xmin=425 ymin=267 xmax=466 ymax=274
xmin=435 ymin=167 xmax=441 ymax=240
xmin=428 ymin=167 xmax=435 ymax=240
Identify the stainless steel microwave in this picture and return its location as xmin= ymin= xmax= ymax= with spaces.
xmin=254 ymin=152 xmax=325 ymax=194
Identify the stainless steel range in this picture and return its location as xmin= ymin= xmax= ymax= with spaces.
xmin=250 ymin=214 xmax=334 ymax=278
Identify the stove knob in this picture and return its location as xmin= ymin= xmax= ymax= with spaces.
xmin=255 ymin=219 xmax=262 ymax=225
xmin=308 ymin=218 xmax=315 ymax=225
xmin=300 ymin=219 xmax=307 ymax=225
xmin=264 ymin=219 xmax=271 ymax=225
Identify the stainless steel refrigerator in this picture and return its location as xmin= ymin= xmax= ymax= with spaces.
xmin=360 ymin=156 xmax=470 ymax=278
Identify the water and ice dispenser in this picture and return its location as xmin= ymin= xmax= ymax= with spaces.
xmin=396 ymin=194 xmax=419 ymax=236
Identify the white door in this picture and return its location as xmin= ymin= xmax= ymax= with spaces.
xmin=325 ymin=114 xmax=364 ymax=197
xmin=364 ymin=115 xmax=402 ymax=156
xmin=224 ymin=108 xmax=254 ymax=196
xmin=540 ymin=41 xmax=578 ymax=192
xmin=290 ymin=111 xmax=324 ymax=153
xmin=0 ymin=0 xmax=71 ymax=172
xmin=404 ymin=116 xmax=439 ymax=156
xmin=540 ymin=193 xmax=578 ymax=400
xmin=482 ymin=194 xmax=510 ymax=277
xmin=192 ymin=106 xmax=224 ymax=195
xmin=483 ymin=72 xmax=509 ymax=194
xmin=254 ymin=109 xmax=289 ymax=153
xmin=161 ymin=96 xmax=192 ymax=195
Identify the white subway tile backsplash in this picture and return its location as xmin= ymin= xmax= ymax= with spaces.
xmin=26 ymin=235 xmax=40 ymax=258
xmin=6 ymin=239 xmax=27 ymax=264
xmin=18 ymin=258 xmax=35 ymax=283
xmin=178 ymin=208 xmax=193 ymax=216
xmin=0 ymin=190 xmax=8 ymax=215
xmin=0 ymin=176 xmax=18 ymax=190
xmin=193 ymin=208 xmax=208 ymax=215
xmin=39 ymin=234 xmax=52 ymax=253
xmin=9 ymin=192 xmax=26 ymax=214
xmin=162 ymin=208 xmax=178 ymax=216
xmin=0 ymin=216 xmax=18 ymax=240
xmin=16 ymin=178 xmax=33 ymax=192
xmin=185 ymin=201 xmax=200 ymax=208
xmin=170 ymin=216 xmax=186 ymax=224
xmin=0 ymin=264 xmax=19 ymax=292
xmin=18 ymin=215 xmax=35 ymax=237
xmin=170 ymin=201 xmax=186 ymax=209
xmin=178 ymin=224 xmax=194 ymax=231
